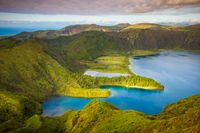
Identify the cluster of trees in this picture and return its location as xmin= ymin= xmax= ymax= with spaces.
xmin=97 ymin=75 xmax=164 ymax=89
xmin=71 ymin=73 xmax=163 ymax=90
xmin=71 ymin=73 xmax=97 ymax=89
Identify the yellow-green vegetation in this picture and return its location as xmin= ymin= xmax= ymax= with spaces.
xmin=97 ymin=76 xmax=164 ymax=90
xmin=0 ymin=39 xmax=162 ymax=102
xmin=0 ymin=23 xmax=200 ymax=132
xmin=44 ymin=31 xmax=131 ymax=72
xmin=163 ymin=25 xmax=189 ymax=31
xmin=0 ymin=40 xmax=112 ymax=100
xmin=58 ymin=88 xmax=110 ymax=98
xmin=25 ymin=115 xmax=42 ymax=129
xmin=72 ymin=73 xmax=164 ymax=90
xmin=0 ymin=40 xmax=77 ymax=101
xmin=65 ymin=31 xmax=126 ymax=61
xmin=80 ymin=54 xmax=131 ymax=74
xmin=132 ymin=49 xmax=160 ymax=57
xmin=77 ymin=52 xmax=163 ymax=90
xmin=0 ymin=90 xmax=41 ymax=123
xmin=122 ymin=23 xmax=160 ymax=30
xmin=4 ymin=94 xmax=200 ymax=133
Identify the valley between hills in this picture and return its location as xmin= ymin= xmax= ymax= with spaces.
xmin=0 ymin=23 xmax=200 ymax=132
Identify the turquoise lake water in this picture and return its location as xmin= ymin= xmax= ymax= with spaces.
xmin=42 ymin=51 xmax=200 ymax=116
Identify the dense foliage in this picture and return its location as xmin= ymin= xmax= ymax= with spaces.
xmin=97 ymin=75 xmax=164 ymax=89
xmin=72 ymin=73 xmax=163 ymax=90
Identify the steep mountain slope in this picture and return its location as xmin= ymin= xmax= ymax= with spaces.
xmin=0 ymin=40 xmax=80 ymax=101
xmin=0 ymin=39 xmax=115 ymax=101
xmin=65 ymin=31 xmax=130 ymax=60
xmin=117 ymin=23 xmax=200 ymax=49
xmin=41 ymin=31 xmax=131 ymax=72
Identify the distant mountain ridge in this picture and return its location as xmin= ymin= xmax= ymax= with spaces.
xmin=6 ymin=23 xmax=199 ymax=50
xmin=12 ymin=23 xmax=130 ymax=39
xmin=116 ymin=23 xmax=200 ymax=49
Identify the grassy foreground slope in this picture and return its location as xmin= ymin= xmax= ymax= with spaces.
xmin=6 ymin=94 xmax=199 ymax=133
xmin=0 ymin=90 xmax=41 ymax=123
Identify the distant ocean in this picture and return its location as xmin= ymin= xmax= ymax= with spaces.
xmin=0 ymin=27 xmax=61 ymax=36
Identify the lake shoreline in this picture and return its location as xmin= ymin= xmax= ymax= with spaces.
xmin=83 ymin=53 xmax=164 ymax=93
xmin=42 ymin=51 xmax=200 ymax=117
xmin=100 ymin=85 xmax=164 ymax=90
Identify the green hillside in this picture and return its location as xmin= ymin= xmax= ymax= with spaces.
xmin=0 ymin=36 xmax=164 ymax=132
xmin=0 ymin=23 xmax=199 ymax=132
xmin=40 ymin=31 xmax=132 ymax=72
xmin=65 ymin=31 xmax=130 ymax=60
xmin=0 ymin=39 xmax=118 ymax=99
xmin=117 ymin=24 xmax=200 ymax=50
xmin=0 ymin=40 xmax=79 ymax=101
xmin=0 ymin=37 xmax=162 ymax=99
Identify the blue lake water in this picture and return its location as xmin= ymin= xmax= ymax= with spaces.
xmin=42 ymin=51 xmax=200 ymax=116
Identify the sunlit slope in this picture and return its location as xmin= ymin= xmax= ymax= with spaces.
xmin=0 ymin=40 xmax=110 ymax=100
xmin=0 ymin=40 xmax=76 ymax=101
xmin=122 ymin=23 xmax=161 ymax=30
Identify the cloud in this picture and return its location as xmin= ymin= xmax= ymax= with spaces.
xmin=0 ymin=12 xmax=199 ymax=25
xmin=0 ymin=0 xmax=199 ymax=15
